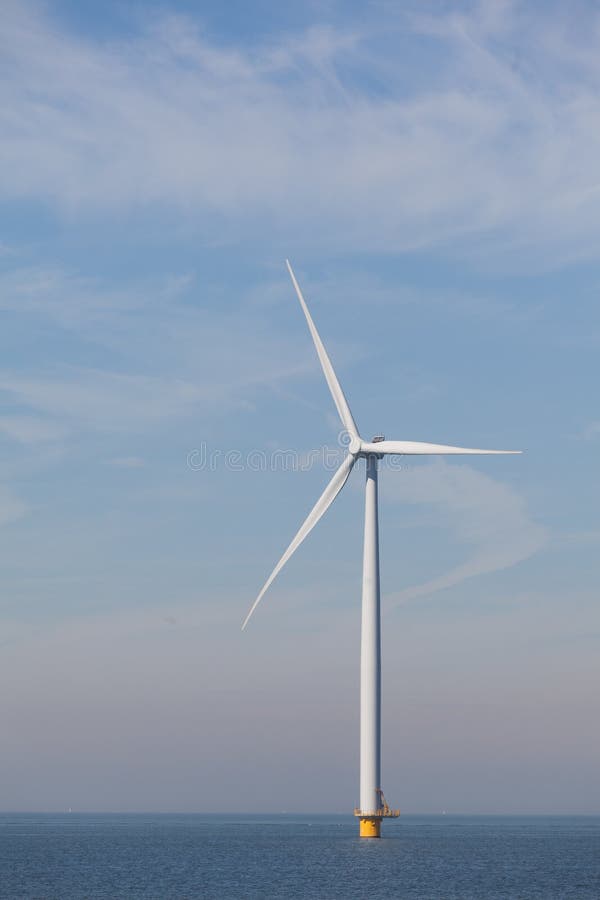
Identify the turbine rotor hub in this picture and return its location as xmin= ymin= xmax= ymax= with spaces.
xmin=348 ymin=435 xmax=362 ymax=456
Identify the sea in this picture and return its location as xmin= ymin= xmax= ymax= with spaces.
xmin=0 ymin=813 xmax=598 ymax=899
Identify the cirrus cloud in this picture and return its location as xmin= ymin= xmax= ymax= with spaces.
xmin=2 ymin=2 xmax=600 ymax=262
xmin=384 ymin=459 xmax=547 ymax=604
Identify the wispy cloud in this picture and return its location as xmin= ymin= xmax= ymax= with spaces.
xmin=384 ymin=460 xmax=546 ymax=604
xmin=581 ymin=421 xmax=600 ymax=440
xmin=0 ymin=261 xmax=326 ymax=438
xmin=0 ymin=485 xmax=27 ymax=527
xmin=2 ymin=2 xmax=600 ymax=261
xmin=0 ymin=370 xmax=210 ymax=432
xmin=0 ymin=415 xmax=66 ymax=444
xmin=107 ymin=456 xmax=146 ymax=468
xmin=0 ymin=266 xmax=147 ymax=326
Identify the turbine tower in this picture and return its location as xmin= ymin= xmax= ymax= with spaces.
xmin=242 ymin=261 xmax=520 ymax=838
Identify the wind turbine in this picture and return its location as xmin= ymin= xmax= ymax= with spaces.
xmin=242 ymin=261 xmax=520 ymax=838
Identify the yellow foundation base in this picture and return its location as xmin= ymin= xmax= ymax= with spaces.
xmin=359 ymin=817 xmax=381 ymax=838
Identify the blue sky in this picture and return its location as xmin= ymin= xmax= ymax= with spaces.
xmin=1 ymin=0 xmax=598 ymax=814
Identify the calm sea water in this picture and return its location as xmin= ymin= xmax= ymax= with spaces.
xmin=0 ymin=813 xmax=598 ymax=899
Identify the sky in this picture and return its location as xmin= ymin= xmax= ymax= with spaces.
xmin=0 ymin=0 xmax=598 ymax=814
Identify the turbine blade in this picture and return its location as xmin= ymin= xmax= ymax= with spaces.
xmin=242 ymin=453 xmax=355 ymax=629
xmin=286 ymin=260 xmax=359 ymax=439
xmin=360 ymin=440 xmax=522 ymax=455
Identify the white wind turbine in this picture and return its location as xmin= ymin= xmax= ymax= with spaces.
xmin=242 ymin=261 xmax=520 ymax=838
